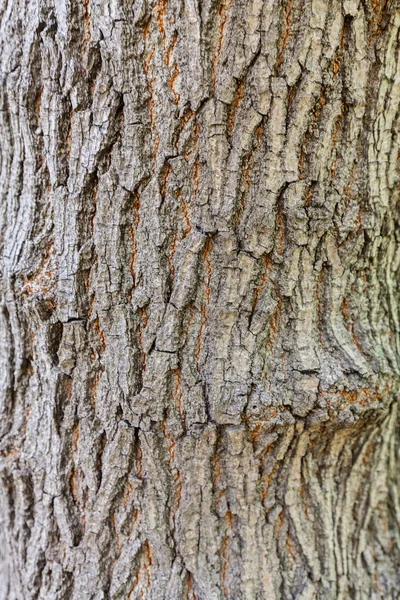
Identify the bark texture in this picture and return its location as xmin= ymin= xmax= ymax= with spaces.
xmin=1 ymin=0 xmax=400 ymax=598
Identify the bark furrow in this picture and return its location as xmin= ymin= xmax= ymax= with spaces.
xmin=0 ymin=0 xmax=400 ymax=598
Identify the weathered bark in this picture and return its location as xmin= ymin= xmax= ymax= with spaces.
xmin=1 ymin=0 xmax=400 ymax=598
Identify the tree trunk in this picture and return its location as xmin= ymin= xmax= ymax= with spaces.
xmin=1 ymin=0 xmax=400 ymax=598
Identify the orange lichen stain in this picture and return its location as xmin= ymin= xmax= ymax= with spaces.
xmin=3 ymin=448 xmax=19 ymax=459
xmin=83 ymin=268 xmax=92 ymax=295
xmin=304 ymin=187 xmax=313 ymax=207
xmin=362 ymin=442 xmax=373 ymax=466
xmin=225 ymin=510 xmax=234 ymax=528
xmin=169 ymin=64 xmax=180 ymax=104
xmin=220 ymin=534 xmax=230 ymax=595
xmin=276 ymin=509 xmax=285 ymax=536
xmin=133 ymin=508 xmax=140 ymax=524
xmin=300 ymin=483 xmax=311 ymax=519
xmin=144 ymin=46 xmax=155 ymax=78
xmin=92 ymin=316 xmax=106 ymax=354
xmin=88 ymin=293 xmax=96 ymax=319
xmin=319 ymin=384 xmax=390 ymax=410
xmin=341 ymin=297 xmax=351 ymax=322
xmin=175 ymin=108 xmax=196 ymax=154
xmin=128 ymin=540 xmax=153 ymax=598
xmin=160 ymin=163 xmax=172 ymax=202
xmin=127 ymin=574 xmax=138 ymax=600
xmin=90 ymin=367 xmax=105 ymax=409
xmin=220 ymin=511 xmax=234 ymax=594
xmin=181 ymin=198 xmax=192 ymax=237
xmin=286 ymin=533 xmax=296 ymax=560
xmin=251 ymin=255 xmax=271 ymax=313
xmin=83 ymin=0 xmax=91 ymax=50
xmin=143 ymin=540 xmax=153 ymax=587
xmin=212 ymin=0 xmax=233 ymax=88
xmin=171 ymin=367 xmax=183 ymax=415
xmin=243 ymin=152 xmax=254 ymax=188
xmin=371 ymin=0 xmax=386 ymax=12
xmin=311 ymin=93 xmax=324 ymax=124
xmin=193 ymin=119 xmax=200 ymax=145
xmin=153 ymin=134 xmax=161 ymax=161
xmin=175 ymin=474 xmax=182 ymax=507
xmin=185 ymin=571 xmax=198 ymax=599
xmin=369 ymin=0 xmax=388 ymax=39
xmin=123 ymin=481 xmax=135 ymax=507
xmin=166 ymin=31 xmax=178 ymax=66
xmin=135 ymin=310 xmax=148 ymax=377
xmin=162 ymin=420 xmax=177 ymax=462
xmin=249 ymin=421 xmax=263 ymax=445
xmin=355 ymin=206 xmax=363 ymax=234
xmin=256 ymin=122 xmax=264 ymax=142
xmin=332 ymin=56 xmax=341 ymax=75
xmin=276 ymin=0 xmax=293 ymax=71
xmin=64 ymin=378 xmax=73 ymax=404
xmin=72 ymin=422 xmax=80 ymax=454
xmin=153 ymin=0 xmax=168 ymax=47
xmin=340 ymin=390 xmax=358 ymax=403
xmin=141 ymin=304 xmax=150 ymax=326
xmin=212 ymin=452 xmax=223 ymax=488
xmin=373 ymin=571 xmax=380 ymax=592
xmin=227 ymin=81 xmax=245 ymax=136
xmin=330 ymin=156 xmax=339 ymax=179
xmin=215 ymin=489 xmax=226 ymax=509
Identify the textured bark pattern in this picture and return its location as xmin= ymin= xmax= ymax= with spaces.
xmin=1 ymin=0 xmax=400 ymax=598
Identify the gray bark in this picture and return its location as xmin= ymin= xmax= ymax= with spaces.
xmin=1 ymin=0 xmax=400 ymax=598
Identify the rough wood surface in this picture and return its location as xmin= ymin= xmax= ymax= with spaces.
xmin=1 ymin=0 xmax=400 ymax=598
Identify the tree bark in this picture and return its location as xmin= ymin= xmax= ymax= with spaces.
xmin=1 ymin=0 xmax=400 ymax=598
